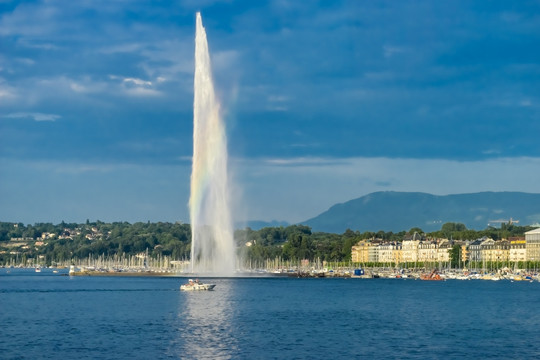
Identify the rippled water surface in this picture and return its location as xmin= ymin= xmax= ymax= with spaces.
xmin=1 ymin=268 xmax=539 ymax=359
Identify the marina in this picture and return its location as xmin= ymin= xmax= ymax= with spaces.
xmin=6 ymin=263 xmax=540 ymax=283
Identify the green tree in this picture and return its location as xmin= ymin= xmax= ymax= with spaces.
xmin=441 ymin=222 xmax=467 ymax=238
xmin=409 ymin=227 xmax=423 ymax=235
xmin=449 ymin=244 xmax=461 ymax=268
xmin=283 ymin=233 xmax=313 ymax=260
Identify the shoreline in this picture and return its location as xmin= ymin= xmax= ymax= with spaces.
xmin=68 ymin=271 xmax=178 ymax=277
xmin=2 ymin=267 xmax=538 ymax=281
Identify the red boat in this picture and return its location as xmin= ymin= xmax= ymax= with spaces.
xmin=420 ymin=269 xmax=443 ymax=281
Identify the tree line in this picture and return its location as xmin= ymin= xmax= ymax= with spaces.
xmin=0 ymin=220 xmax=535 ymax=266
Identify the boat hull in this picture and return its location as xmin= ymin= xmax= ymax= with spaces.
xmin=180 ymin=283 xmax=216 ymax=291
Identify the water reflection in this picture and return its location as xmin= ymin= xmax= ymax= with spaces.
xmin=173 ymin=279 xmax=238 ymax=359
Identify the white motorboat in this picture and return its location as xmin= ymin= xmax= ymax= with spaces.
xmin=180 ymin=279 xmax=216 ymax=291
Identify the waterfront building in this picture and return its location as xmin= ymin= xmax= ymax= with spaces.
xmin=349 ymin=230 xmax=540 ymax=266
xmin=401 ymin=239 xmax=420 ymax=263
xmin=481 ymin=239 xmax=510 ymax=262
xmin=368 ymin=242 xmax=380 ymax=263
xmin=378 ymin=243 xmax=395 ymax=263
xmin=497 ymin=240 xmax=510 ymax=262
xmin=509 ymin=238 xmax=527 ymax=262
xmin=436 ymin=239 xmax=451 ymax=262
xmin=418 ymin=241 xmax=437 ymax=263
xmin=525 ymin=228 xmax=540 ymax=261
xmin=469 ymin=238 xmax=485 ymax=262
xmin=392 ymin=243 xmax=403 ymax=264
xmin=351 ymin=240 xmax=371 ymax=263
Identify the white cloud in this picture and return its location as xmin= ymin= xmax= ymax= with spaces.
xmin=109 ymin=75 xmax=162 ymax=97
xmin=16 ymin=57 xmax=35 ymax=66
xmin=265 ymin=94 xmax=290 ymax=111
xmin=268 ymin=95 xmax=289 ymax=102
xmin=137 ymin=39 xmax=194 ymax=80
xmin=124 ymin=87 xmax=161 ymax=97
xmin=0 ymin=2 xmax=60 ymax=37
xmin=69 ymin=82 xmax=87 ymax=93
xmin=16 ymin=38 xmax=60 ymax=50
xmin=266 ymin=105 xmax=288 ymax=112
xmin=0 ymin=78 xmax=16 ymax=100
xmin=383 ymin=45 xmax=407 ymax=58
xmin=5 ymin=112 xmax=60 ymax=121
xmin=0 ymin=88 xmax=15 ymax=98
xmin=481 ymin=149 xmax=502 ymax=155
xmin=98 ymin=43 xmax=142 ymax=55
xmin=261 ymin=157 xmax=339 ymax=166
xmin=34 ymin=75 xmax=108 ymax=96
xmin=122 ymin=77 xmax=152 ymax=87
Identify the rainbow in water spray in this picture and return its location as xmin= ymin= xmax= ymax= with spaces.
xmin=189 ymin=12 xmax=235 ymax=275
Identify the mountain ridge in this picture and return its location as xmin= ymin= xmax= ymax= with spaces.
xmin=300 ymin=191 xmax=540 ymax=233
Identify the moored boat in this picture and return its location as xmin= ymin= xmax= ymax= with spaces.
xmin=180 ymin=279 xmax=216 ymax=291
xmin=420 ymin=269 xmax=443 ymax=281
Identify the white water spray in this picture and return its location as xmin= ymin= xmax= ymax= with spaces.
xmin=189 ymin=12 xmax=235 ymax=275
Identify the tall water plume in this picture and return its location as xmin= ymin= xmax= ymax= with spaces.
xmin=189 ymin=12 xmax=235 ymax=275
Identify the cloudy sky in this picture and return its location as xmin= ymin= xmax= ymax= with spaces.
xmin=1 ymin=0 xmax=539 ymax=225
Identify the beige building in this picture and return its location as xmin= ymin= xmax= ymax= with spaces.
xmin=525 ymin=228 xmax=540 ymax=261
xmin=368 ymin=243 xmax=379 ymax=263
xmin=418 ymin=241 xmax=437 ymax=263
xmin=509 ymin=238 xmax=527 ymax=262
xmin=436 ymin=240 xmax=451 ymax=262
xmin=351 ymin=240 xmax=371 ymax=263
xmin=481 ymin=239 xmax=509 ymax=262
xmin=401 ymin=239 xmax=420 ymax=263
xmin=393 ymin=244 xmax=403 ymax=264
xmin=350 ymin=230 xmax=540 ymax=265
xmin=378 ymin=243 xmax=395 ymax=263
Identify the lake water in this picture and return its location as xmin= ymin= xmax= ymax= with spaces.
xmin=1 ymin=268 xmax=539 ymax=359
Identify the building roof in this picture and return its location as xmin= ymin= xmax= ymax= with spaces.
xmin=525 ymin=228 xmax=540 ymax=235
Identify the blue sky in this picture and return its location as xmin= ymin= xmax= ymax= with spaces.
xmin=1 ymin=0 xmax=539 ymax=225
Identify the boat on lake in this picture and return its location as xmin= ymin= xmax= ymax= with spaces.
xmin=420 ymin=269 xmax=443 ymax=281
xmin=180 ymin=279 xmax=216 ymax=291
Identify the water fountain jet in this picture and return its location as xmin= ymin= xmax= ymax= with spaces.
xmin=189 ymin=12 xmax=235 ymax=276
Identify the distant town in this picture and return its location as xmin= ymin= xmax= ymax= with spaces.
xmin=352 ymin=228 xmax=540 ymax=266
xmin=2 ymin=221 xmax=540 ymax=277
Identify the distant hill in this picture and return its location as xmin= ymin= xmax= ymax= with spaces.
xmin=301 ymin=191 xmax=540 ymax=233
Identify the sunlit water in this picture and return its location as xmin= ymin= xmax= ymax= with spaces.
xmin=1 ymin=268 xmax=540 ymax=359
